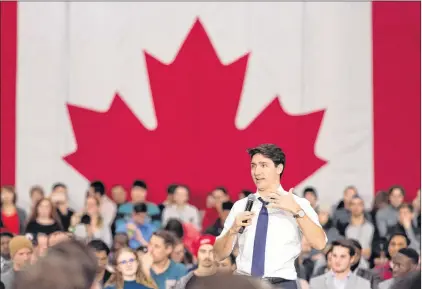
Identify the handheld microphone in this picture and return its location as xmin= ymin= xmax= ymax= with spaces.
xmin=239 ymin=194 xmax=256 ymax=234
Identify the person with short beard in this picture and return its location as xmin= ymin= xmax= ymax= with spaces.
xmin=0 ymin=236 xmax=33 ymax=289
xmin=88 ymin=239 xmax=114 ymax=286
xmin=176 ymin=235 xmax=217 ymax=289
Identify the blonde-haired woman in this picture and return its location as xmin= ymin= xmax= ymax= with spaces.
xmin=104 ymin=248 xmax=156 ymax=289
xmin=69 ymin=195 xmax=112 ymax=247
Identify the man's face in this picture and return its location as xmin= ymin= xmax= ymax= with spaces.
xmin=197 ymin=244 xmax=215 ymax=268
xmin=132 ymin=212 xmax=146 ymax=225
xmin=111 ymin=186 xmax=127 ymax=204
xmin=173 ymin=187 xmax=189 ymax=205
xmin=31 ymin=190 xmax=43 ymax=206
xmin=388 ymin=236 xmax=408 ymax=258
xmin=95 ymin=250 xmax=108 ymax=272
xmin=171 ymin=243 xmax=185 ymax=263
xmin=0 ymin=236 xmax=11 ymax=258
xmin=250 ymin=154 xmax=282 ymax=192
xmin=304 ymin=192 xmax=317 ymax=207
xmin=113 ymin=234 xmax=129 ymax=252
xmin=217 ymin=257 xmax=235 ymax=274
xmin=390 ymin=189 xmax=404 ymax=208
xmin=148 ymin=235 xmax=171 ymax=263
xmin=392 ymin=253 xmax=416 ymax=278
xmin=399 ymin=207 xmax=413 ymax=224
xmin=350 ymin=198 xmax=364 ymax=216
xmin=212 ymin=189 xmax=229 ymax=204
xmin=13 ymin=248 xmax=32 ymax=270
xmin=343 ymin=188 xmax=357 ymax=206
xmin=131 ymin=187 xmax=146 ymax=203
xmin=331 ymin=246 xmax=353 ymax=274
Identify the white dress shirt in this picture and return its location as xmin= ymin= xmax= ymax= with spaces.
xmin=218 ymin=185 xmax=325 ymax=280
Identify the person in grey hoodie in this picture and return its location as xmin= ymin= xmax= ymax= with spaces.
xmin=376 ymin=186 xmax=405 ymax=238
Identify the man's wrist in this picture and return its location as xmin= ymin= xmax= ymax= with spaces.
xmin=228 ymin=227 xmax=239 ymax=235
xmin=290 ymin=204 xmax=302 ymax=214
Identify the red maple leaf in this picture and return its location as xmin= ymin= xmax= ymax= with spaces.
xmin=64 ymin=19 xmax=326 ymax=207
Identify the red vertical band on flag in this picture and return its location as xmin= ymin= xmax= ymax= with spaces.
xmin=0 ymin=2 xmax=17 ymax=186
xmin=372 ymin=2 xmax=421 ymax=201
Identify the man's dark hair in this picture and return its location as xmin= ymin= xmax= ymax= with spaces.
xmin=332 ymin=240 xmax=356 ymax=257
xmin=167 ymin=184 xmax=178 ymax=195
xmin=0 ymin=232 xmax=14 ymax=239
xmin=389 ymin=231 xmax=411 ymax=246
xmin=303 ymin=187 xmax=318 ymax=199
xmin=90 ymin=181 xmax=105 ymax=196
xmin=163 ymin=219 xmax=184 ymax=239
xmin=397 ymin=248 xmax=419 ymax=264
xmin=153 ymin=230 xmax=178 ymax=248
xmin=349 ymin=239 xmax=362 ymax=251
xmin=87 ymin=239 xmax=110 ymax=256
xmin=52 ymin=182 xmax=67 ymax=191
xmin=132 ymin=180 xmax=147 ymax=190
xmin=215 ymin=187 xmax=228 ymax=195
xmin=222 ymin=201 xmax=234 ymax=211
xmin=247 ymin=144 xmax=286 ymax=173
xmin=14 ymin=239 xmax=97 ymax=289
xmin=389 ymin=185 xmax=405 ymax=197
xmin=133 ymin=203 xmax=148 ymax=213
xmin=398 ymin=203 xmax=414 ymax=212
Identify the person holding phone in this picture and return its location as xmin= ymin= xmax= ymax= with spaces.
xmin=50 ymin=183 xmax=74 ymax=231
xmin=69 ymin=196 xmax=112 ymax=247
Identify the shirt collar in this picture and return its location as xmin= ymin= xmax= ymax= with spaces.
xmin=254 ymin=185 xmax=284 ymax=199
xmin=330 ymin=270 xmax=352 ymax=280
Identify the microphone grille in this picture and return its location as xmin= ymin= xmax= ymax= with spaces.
xmin=247 ymin=194 xmax=256 ymax=201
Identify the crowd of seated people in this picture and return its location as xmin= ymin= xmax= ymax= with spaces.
xmin=0 ymin=181 xmax=420 ymax=289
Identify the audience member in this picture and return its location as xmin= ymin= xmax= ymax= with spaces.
xmin=376 ymin=186 xmax=405 ymax=238
xmin=309 ymin=240 xmax=371 ymax=289
xmin=24 ymin=198 xmax=63 ymax=239
xmin=303 ymin=187 xmax=319 ymax=212
xmin=28 ymin=185 xmax=45 ymax=215
xmin=13 ymin=239 xmax=98 ymax=289
xmin=89 ymin=181 xmax=117 ymax=228
xmin=349 ymin=239 xmax=381 ymax=289
xmin=50 ymin=182 xmax=74 ymax=231
xmin=1 ymin=186 xmax=27 ymax=234
xmin=0 ymin=232 xmax=13 ymax=273
xmin=204 ymin=201 xmax=233 ymax=237
xmin=116 ymin=203 xmax=155 ymax=249
xmin=144 ymin=230 xmax=187 ymax=289
xmin=238 ymin=190 xmax=253 ymax=200
xmin=1 ymin=235 xmax=33 ymax=289
xmin=162 ymin=185 xmax=201 ymax=231
xmin=88 ymin=239 xmax=114 ymax=286
xmin=70 ymin=195 xmax=112 ymax=247
xmin=217 ymin=254 xmax=236 ymax=275
xmin=332 ymin=186 xmax=358 ymax=235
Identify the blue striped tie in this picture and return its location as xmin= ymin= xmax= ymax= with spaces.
xmin=251 ymin=197 xmax=269 ymax=277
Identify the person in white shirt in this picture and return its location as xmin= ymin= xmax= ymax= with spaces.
xmin=213 ymin=143 xmax=327 ymax=289
xmin=89 ymin=181 xmax=117 ymax=228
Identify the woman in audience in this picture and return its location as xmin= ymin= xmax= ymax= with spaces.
xmin=0 ymin=186 xmax=27 ymax=234
xmin=25 ymin=198 xmax=63 ymax=238
xmin=29 ymin=185 xmax=45 ymax=214
xmin=104 ymin=248 xmax=156 ymax=289
xmin=70 ymin=195 xmax=112 ymax=247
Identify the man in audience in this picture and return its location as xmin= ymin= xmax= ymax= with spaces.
xmin=376 ymin=186 xmax=405 ymax=238
xmin=88 ymin=239 xmax=113 ymax=287
xmin=387 ymin=203 xmax=421 ymax=252
xmin=303 ymin=187 xmax=319 ymax=212
xmin=89 ymin=181 xmax=116 ymax=227
xmin=50 ymin=182 xmax=74 ymax=231
xmin=217 ymin=254 xmax=236 ymax=275
xmin=118 ymin=180 xmax=161 ymax=229
xmin=332 ymin=186 xmax=358 ymax=236
xmin=162 ymin=185 xmax=201 ymax=231
xmin=144 ymin=230 xmax=187 ymax=289
xmin=0 ymin=232 xmax=13 ymax=273
xmin=345 ymin=196 xmax=374 ymax=259
xmin=349 ymin=239 xmax=381 ymax=289
xmin=177 ymin=235 xmax=218 ymax=289
xmin=1 ymin=236 xmax=33 ymax=289
xmin=110 ymin=184 xmax=128 ymax=236
xmin=13 ymin=239 xmax=99 ymax=289
xmin=309 ymin=240 xmax=371 ymax=289
xmin=202 ymin=187 xmax=230 ymax=230
xmin=115 ymin=203 xmax=156 ymax=249
xmin=204 ymin=201 xmax=233 ymax=236
xmin=379 ymin=247 xmax=420 ymax=289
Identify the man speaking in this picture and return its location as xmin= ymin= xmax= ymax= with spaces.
xmin=214 ymin=144 xmax=327 ymax=289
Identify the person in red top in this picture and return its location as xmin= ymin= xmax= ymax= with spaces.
xmin=0 ymin=186 xmax=27 ymax=235
xmin=202 ymin=188 xmax=230 ymax=231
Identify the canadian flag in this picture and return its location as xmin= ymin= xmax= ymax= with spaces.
xmin=1 ymin=2 xmax=420 ymax=211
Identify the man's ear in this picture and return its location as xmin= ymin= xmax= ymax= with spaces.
xmin=276 ymin=164 xmax=284 ymax=175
